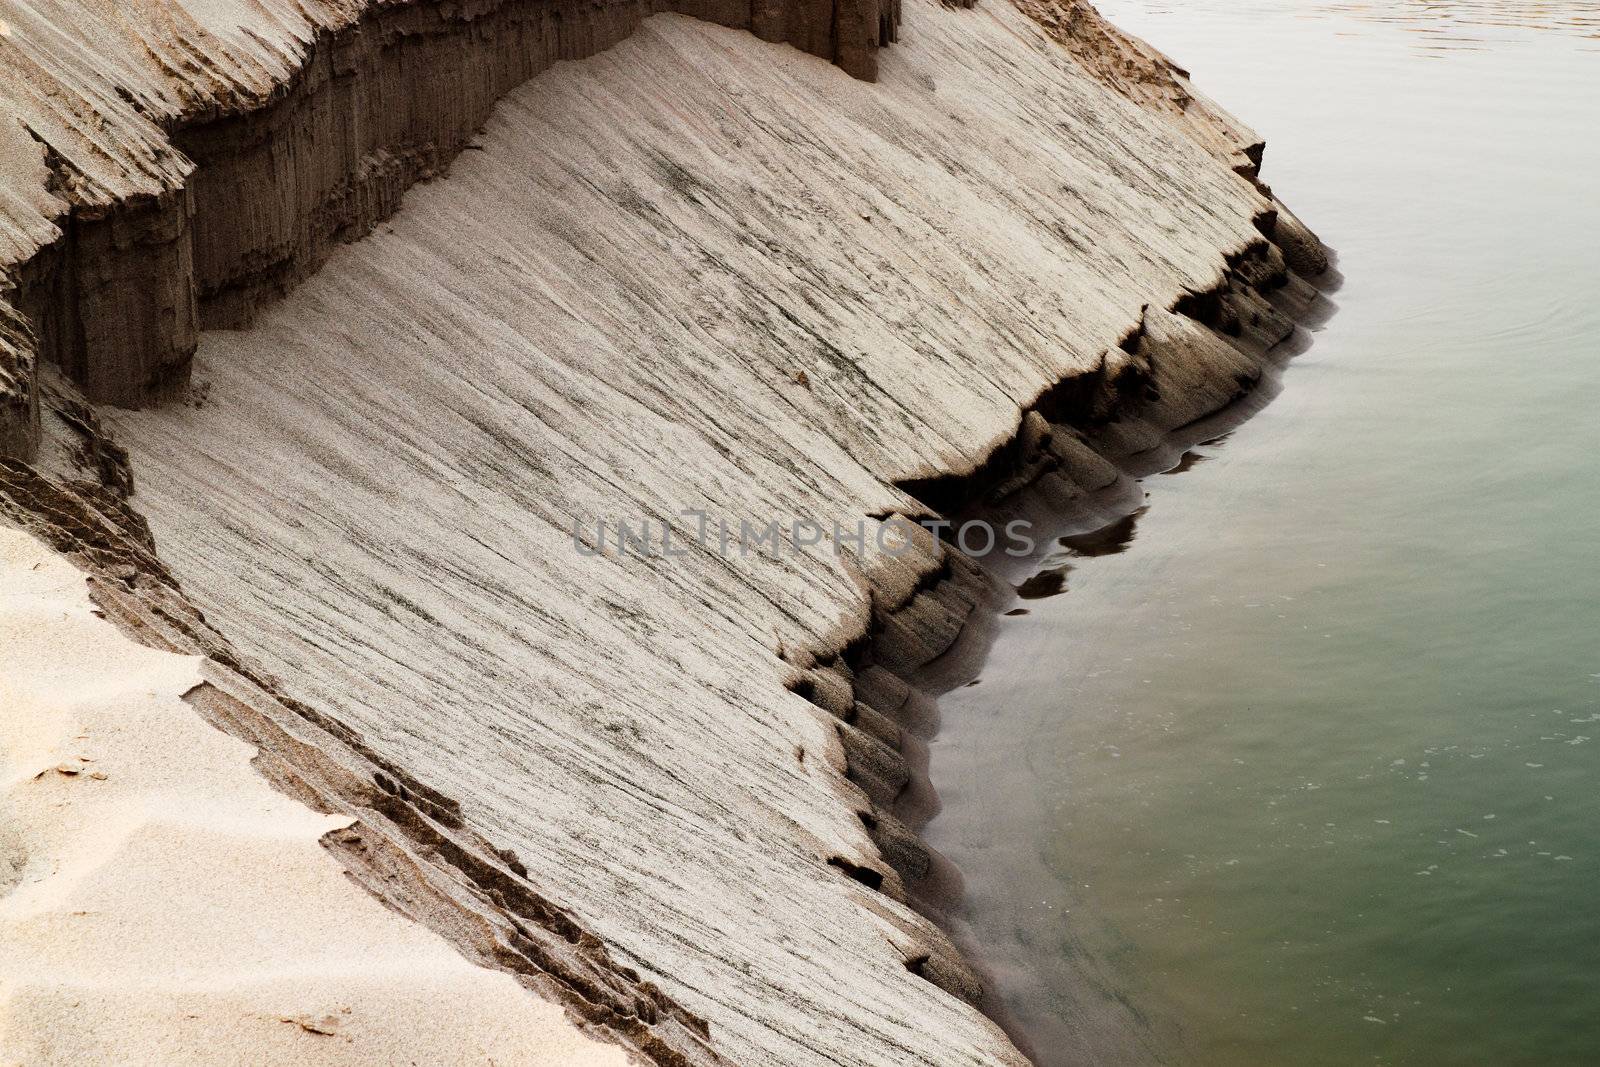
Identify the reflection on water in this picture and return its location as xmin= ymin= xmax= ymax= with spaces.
xmin=1014 ymin=509 xmax=1148 ymax=599
xmin=1016 ymin=566 xmax=1073 ymax=600
xmin=1161 ymin=449 xmax=1212 ymax=475
xmin=1140 ymin=0 xmax=1600 ymax=53
xmin=1317 ymin=1 xmax=1600 ymax=51
xmin=1059 ymin=507 xmax=1147 ymax=557
xmin=926 ymin=2 xmax=1600 ymax=1064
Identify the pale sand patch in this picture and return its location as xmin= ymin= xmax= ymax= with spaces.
xmin=0 ymin=525 xmax=628 ymax=1066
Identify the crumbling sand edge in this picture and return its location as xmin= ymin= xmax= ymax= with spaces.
xmin=778 ymin=225 xmax=1332 ymax=1029
xmin=0 ymin=525 xmax=641 ymax=1067
xmin=0 ymin=428 xmax=734 ymax=1065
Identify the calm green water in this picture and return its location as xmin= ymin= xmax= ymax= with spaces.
xmin=925 ymin=4 xmax=1600 ymax=1064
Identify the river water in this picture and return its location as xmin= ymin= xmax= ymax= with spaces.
xmin=924 ymin=3 xmax=1600 ymax=1064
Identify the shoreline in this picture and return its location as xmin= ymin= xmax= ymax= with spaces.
xmin=0 ymin=222 xmax=1332 ymax=1063
xmin=783 ymin=235 xmax=1335 ymax=1046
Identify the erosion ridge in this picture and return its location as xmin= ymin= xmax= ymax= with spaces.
xmin=1 ymin=1 xmax=1329 ymax=1064
xmin=0 ymin=0 xmax=901 ymax=428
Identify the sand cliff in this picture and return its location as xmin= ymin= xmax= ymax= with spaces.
xmin=1 ymin=0 xmax=1327 ymax=1063
xmin=0 ymin=0 xmax=898 ymax=421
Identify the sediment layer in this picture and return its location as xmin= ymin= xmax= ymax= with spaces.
xmin=2 ymin=0 xmax=1329 ymax=1064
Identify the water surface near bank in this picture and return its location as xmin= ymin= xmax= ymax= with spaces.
xmin=925 ymin=4 xmax=1600 ymax=1063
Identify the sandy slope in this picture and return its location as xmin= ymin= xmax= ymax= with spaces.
xmin=0 ymin=524 xmax=628 ymax=1066
xmin=101 ymin=5 xmax=1293 ymax=1065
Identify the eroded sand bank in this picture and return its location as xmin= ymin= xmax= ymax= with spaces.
xmin=1 ymin=0 xmax=1326 ymax=1062
xmin=99 ymin=6 xmax=1316 ymax=1065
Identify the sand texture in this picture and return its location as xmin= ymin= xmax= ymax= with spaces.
xmin=0 ymin=0 xmax=899 ymax=419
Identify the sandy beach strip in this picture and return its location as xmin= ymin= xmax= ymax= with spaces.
xmin=0 ymin=524 xmax=628 ymax=1065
